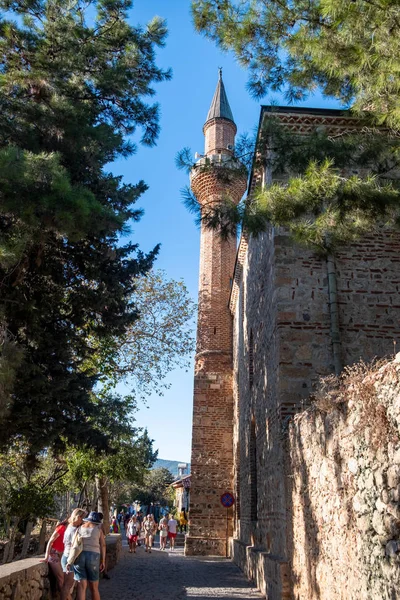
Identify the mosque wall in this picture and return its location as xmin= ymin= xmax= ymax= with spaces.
xmin=231 ymin=225 xmax=400 ymax=599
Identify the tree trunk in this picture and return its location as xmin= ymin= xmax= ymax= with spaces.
xmin=38 ymin=519 xmax=47 ymax=554
xmin=2 ymin=541 xmax=10 ymax=564
xmin=95 ymin=475 xmax=110 ymax=534
xmin=20 ymin=520 xmax=34 ymax=559
xmin=3 ymin=521 xmax=17 ymax=563
xmin=77 ymin=481 xmax=87 ymax=508
xmin=326 ymin=253 xmax=343 ymax=375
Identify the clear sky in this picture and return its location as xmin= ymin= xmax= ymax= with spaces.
xmin=114 ymin=1 xmax=339 ymax=464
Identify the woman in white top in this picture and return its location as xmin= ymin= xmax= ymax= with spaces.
xmin=60 ymin=508 xmax=86 ymax=600
xmin=126 ymin=515 xmax=140 ymax=553
xmin=66 ymin=511 xmax=106 ymax=600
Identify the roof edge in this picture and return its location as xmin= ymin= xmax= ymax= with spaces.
xmin=261 ymin=105 xmax=349 ymax=117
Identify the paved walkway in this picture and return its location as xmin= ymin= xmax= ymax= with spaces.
xmin=100 ymin=536 xmax=264 ymax=600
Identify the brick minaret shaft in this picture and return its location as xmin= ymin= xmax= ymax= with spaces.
xmin=185 ymin=71 xmax=247 ymax=556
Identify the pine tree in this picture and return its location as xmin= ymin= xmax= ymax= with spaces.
xmin=192 ymin=0 xmax=400 ymax=129
xmin=0 ymin=0 xmax=171 ymax=456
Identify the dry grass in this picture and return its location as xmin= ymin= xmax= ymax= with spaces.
xmin=312 ymin=359 xmax=399 ymax=449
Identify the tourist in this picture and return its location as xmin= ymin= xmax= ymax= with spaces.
xmin=117 ymin=511 xmax=124 ymax=529
xmin=59 ymin=508 xmax=86 ymax=600
xmin=110 ymin=516 xmax=119 ymax=534
xmin=168 ymin=514 xmax=178 ymax=550
xmin=126 ymin=515 xmax=140 ymax=553
xmin=41 ymin=515 xmax=70 ymax=594
xmin=66 ymin=511 xmax=106 ymax=600
xmin=179 ymin=508 xmax=188 ymax=533
xmin=143 ymin=514 xmax=157 ymax=553
xmin=124 ymin=511 xmax=130 ymax=530
xmin=158 ymin=514 xmax=168 ymax=550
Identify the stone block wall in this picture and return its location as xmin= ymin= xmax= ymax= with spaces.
xmin=232 ymin=226 xmax=291 ymax=599
xmin=0 ymin=559 xmax=50 ymax=600
xmin=105 ymin=533 xmax=121 ymax=570
xmin=287 ymin=356 xmax=400 ymax=600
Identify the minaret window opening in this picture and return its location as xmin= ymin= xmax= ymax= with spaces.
xmin=214 ymin=327 xmax=217 ymax=335
xmin=250 ymin=417 xmax=258 ymax=522
xmin=249 ymin=328 xmax=254 ymax=388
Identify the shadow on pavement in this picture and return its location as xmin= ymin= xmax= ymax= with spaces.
xmin=100 ymin=535 xmax=264 ymax=600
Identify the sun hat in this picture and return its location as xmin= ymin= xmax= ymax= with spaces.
xmin=83 ymin=511 xmax=103 ymax=523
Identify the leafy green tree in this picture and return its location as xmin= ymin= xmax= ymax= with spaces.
xmin=66 ymin=428 xmax=157 ymax=532
xmin=191 ymin=0 xmax=400 ymax=128
xmin=0 ymin=443 xmax=69 ymax=561
xmin=0 ymin=0 xmax=171 ymax=458
xmin=92 ymin=269 xmax=196 ymax=399
xmin=130 ymin=467 xmax=175 ymax=508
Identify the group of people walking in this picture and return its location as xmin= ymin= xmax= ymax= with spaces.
xmin=125 ymin=512 xmax=179 ymax=553
xmin=42 ymin=507 xmax=188 ymax=599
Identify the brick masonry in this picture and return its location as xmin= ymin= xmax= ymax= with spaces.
xmin=185 ymin=105 xmax=247 ymax=556
xmin=204 ymin=118 xmax=236 ymax=156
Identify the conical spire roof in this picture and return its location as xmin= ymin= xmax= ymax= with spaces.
xmin=205 ymin=69 xmax=234 ymax=125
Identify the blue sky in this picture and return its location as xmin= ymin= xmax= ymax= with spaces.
xmin=115 ymin=1 xmax=339 ymax=463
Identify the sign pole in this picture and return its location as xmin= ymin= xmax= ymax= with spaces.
xmin=226 ymin=507 xmax=229 ymax=558
xmin=220 ymin=492 xmax=235 ymax=559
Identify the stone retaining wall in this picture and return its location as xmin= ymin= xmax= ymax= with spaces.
xmin=0 ymin=534 xmax=121 ymax=599
xmin=287 ymin=357 xmax=400 ymax=599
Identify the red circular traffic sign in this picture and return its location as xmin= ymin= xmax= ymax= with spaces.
xmin=220 ymin=492 xmax=235 ymax=508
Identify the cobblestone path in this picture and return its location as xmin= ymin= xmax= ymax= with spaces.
xmin=100 ymin=537 xmax=264 ymax=600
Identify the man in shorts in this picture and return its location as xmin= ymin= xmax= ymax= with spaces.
xmin=167 ymin=514 xmax=178 ymax=551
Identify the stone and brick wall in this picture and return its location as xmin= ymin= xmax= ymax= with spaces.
xmin=230 ymin=108 xmax=400 ymax=598
xmin=186 ymin=353 xmax=235 ymax=556
xmin=232 ymin=223 xmax=400 ymax=598
xmin=232 ymin=226 xmax=291 ymax=600
xmin=335 ymin=234 xmax=400 ymax=364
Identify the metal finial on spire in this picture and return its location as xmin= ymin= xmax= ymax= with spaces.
xmin=218 ymin=67 xmax=223 ymax=80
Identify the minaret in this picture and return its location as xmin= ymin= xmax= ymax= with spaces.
xmin=185 ymin=71 xmax=247 ymax=556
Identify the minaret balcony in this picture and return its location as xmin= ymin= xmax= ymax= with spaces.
xmin=190 ymin=154 xmax=246 ymax=184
